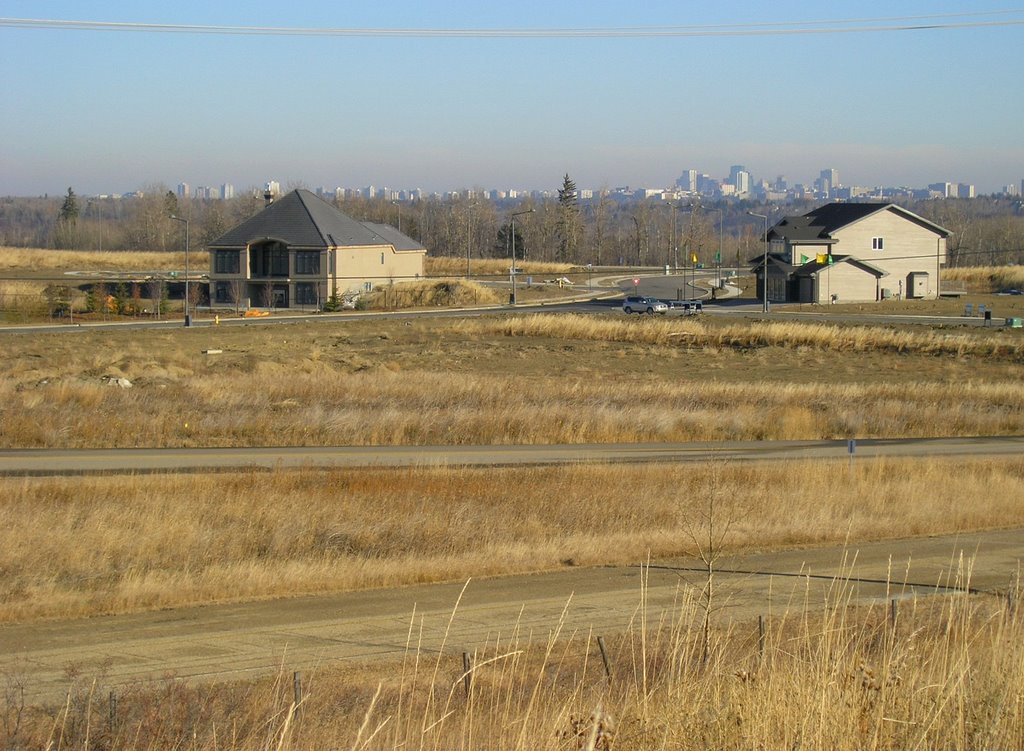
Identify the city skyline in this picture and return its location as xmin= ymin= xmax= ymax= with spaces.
xmin=2 ymin=1 xmax=1023 ymax=197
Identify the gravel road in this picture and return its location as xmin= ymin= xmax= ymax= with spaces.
xmin=1 ymin=527 xmax=1020 ymax=705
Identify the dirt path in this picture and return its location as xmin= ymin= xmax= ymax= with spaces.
xmin=1 ymin=528 xmax=1020 ymax=705
xmin=3 ymin=436 xmax=1024 ymax=475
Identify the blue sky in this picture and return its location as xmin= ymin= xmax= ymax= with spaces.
xmin=2 ymin=1 xmax=1022 ymax=196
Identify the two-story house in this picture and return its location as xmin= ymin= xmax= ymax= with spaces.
xmin=207 ymin=189 xmax=426 ymax=310
xmin=754 ymin=203 xmax=951 ymax=304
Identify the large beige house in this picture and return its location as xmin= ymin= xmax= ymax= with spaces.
xmin=207 ymin=189 xmax=426 ymax=310
xmin=756 ymin=203 xmax=951 ymax=304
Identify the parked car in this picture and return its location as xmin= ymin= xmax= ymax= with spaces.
xmin=622 ymin=296 xmax=668 ymax=315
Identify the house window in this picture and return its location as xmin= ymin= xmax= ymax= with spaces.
xmin=295 ymin=251 xmax=320 ymax=275
xmin=250 ymin=242 xmax=289 ymax=277
xmin=295 ymin=282 xmax=318 ymax=305
xmin=213 ymin=250 xmax=240 ymax=274
xmin=872 ymin=237 xmax=884 ymax=250
xmin=214 ymin=281 xmax=234 ymax=303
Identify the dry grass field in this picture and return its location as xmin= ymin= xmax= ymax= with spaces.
xmin=0 ymin=458 xmax=1021 ymax=623
xmin=2 ymin=255 xmax=1024 ymax=745
xmin=0 ymin=246 xmax=204 ymax=272
xmin=2 ymin=313 xmax=1024 ymax=449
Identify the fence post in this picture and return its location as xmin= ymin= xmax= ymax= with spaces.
xmin=597 ymin=636 xmax=612 ymax=681
xmin=108 ymin=690 xmax=117 ymax=734
xmin=890 ymin=599 xmax=898 ymax=633
xmin=293 ymin=671 xmax=302 ymax=722
xmin=758 ymin=615 xmax=765 ymax=658
xmin=462 ymin=652 xmax=472 ymax=697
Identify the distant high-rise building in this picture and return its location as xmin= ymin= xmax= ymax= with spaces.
xmin=676 ymin=169 xmax=698 ymax=192
xmin=176 ymin=182 xmax=190 ymax=199
xmin=696 ymin=174 xmax=716 ymax=194
xmin=957 ymin=183 xmax=975 ymax=199
xmin=814 ymin=168 xmax=839 ymax=198
xmin=727 ymin=165 xmax=750 ymax=195
xmin=221 ymin=183 xmax=234 ymax=200
xmin=265 ymin=180 xmax=281 ymax=197
xmin=928 ymin=182 xmax=954 ymax=197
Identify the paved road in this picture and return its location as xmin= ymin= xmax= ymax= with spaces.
xmin=1 ymin=436 xmax=1022 ymax=475
xmin=1 ymin=528 xmax=1019 ymax=704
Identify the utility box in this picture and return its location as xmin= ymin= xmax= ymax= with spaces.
xmin=907 ymin=272 xmax=930 ymax=299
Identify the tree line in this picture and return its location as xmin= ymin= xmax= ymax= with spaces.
xmin=2 ymin=182 xmax=1023 ymax=268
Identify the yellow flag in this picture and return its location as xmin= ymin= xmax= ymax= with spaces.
xmin=691 ymin=253 xmax=698 ymax=264
xmin=816 ymin=253 xmax=827 ymax=264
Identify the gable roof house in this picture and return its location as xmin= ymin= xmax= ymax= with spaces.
xmin=753 ymin=203 xmax=951 ymax=304
xmin=207 ymin=189 xmax=426 ymax=310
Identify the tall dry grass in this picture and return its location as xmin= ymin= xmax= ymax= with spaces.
xmin=425 ymin=256 xmax=574 ymax=277
xmin=943 ymin=264 xmax=1024 ymax=292
xmin=0 ymin=246 xmax=206 ymax=271
xmin=482 ymin=312 xmax=1024 ymax=359
xmin=0 ymin=280 xmax=51 ymax=317
xmin=8 ymin=571 xmax=1021 ymax=749
xmin=0 ymin=458 xmax=1021 ymax=622
xmin=364 ymin=279 xmax=502 ymax=308
xmin=4 ymin=362 xmax=1024 ymax=448
xmin=3 ymin=313 xmax=1024 ymax=449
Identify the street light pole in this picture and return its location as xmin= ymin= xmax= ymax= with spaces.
xmin=667 ymin=202 xmax=679 ymax=270
xmin=510 ymin=209 xmax=534 ymax=305
xmin=169 ymin=215 xmax=191 ymax=326
xmin=747 ymin=211 xmax=769 ymax=313
xmin=631 ymin=216 xmax=641 ymax=266
xmin=466 ymin=201 xmax=475 ymax=278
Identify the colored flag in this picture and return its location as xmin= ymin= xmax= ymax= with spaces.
xmin=691 ymin=253 xmax=698 ymax=264
xmin=816 ymin=253 xmax=827 ymax=264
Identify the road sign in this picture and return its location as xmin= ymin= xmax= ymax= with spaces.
xmin=632 ymin=277 xmax=640 ymax=287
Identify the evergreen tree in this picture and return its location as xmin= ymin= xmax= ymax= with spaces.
xmin=59 ymin=187 xmax=79 ymax=223
xmin=53 ymin=187 xmax=81 ymax=248
xmin=558 ymin=173 xmax=578 ymax=208
xmin=556 ymin=173 xmax=582 ymax=262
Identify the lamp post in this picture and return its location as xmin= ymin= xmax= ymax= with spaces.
xmin=169 ymin=215 xmax=191 ymax=326
xmin=698 ymin=206 xmax=724 ymax=287
xmin=747 ymin=210 xmax=769 ymax=313
xmin=631 ymin=216 xmax=641 ymax=266
xmin=392 ymin=200 xmax=402 ymax=233
xmin=466 ymin=201 xmax=476 ymax=278
xmin=510 ymin=209 xmax=534 ymax=305
xmin=667 ymin=202 xmax=680 ymax=270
